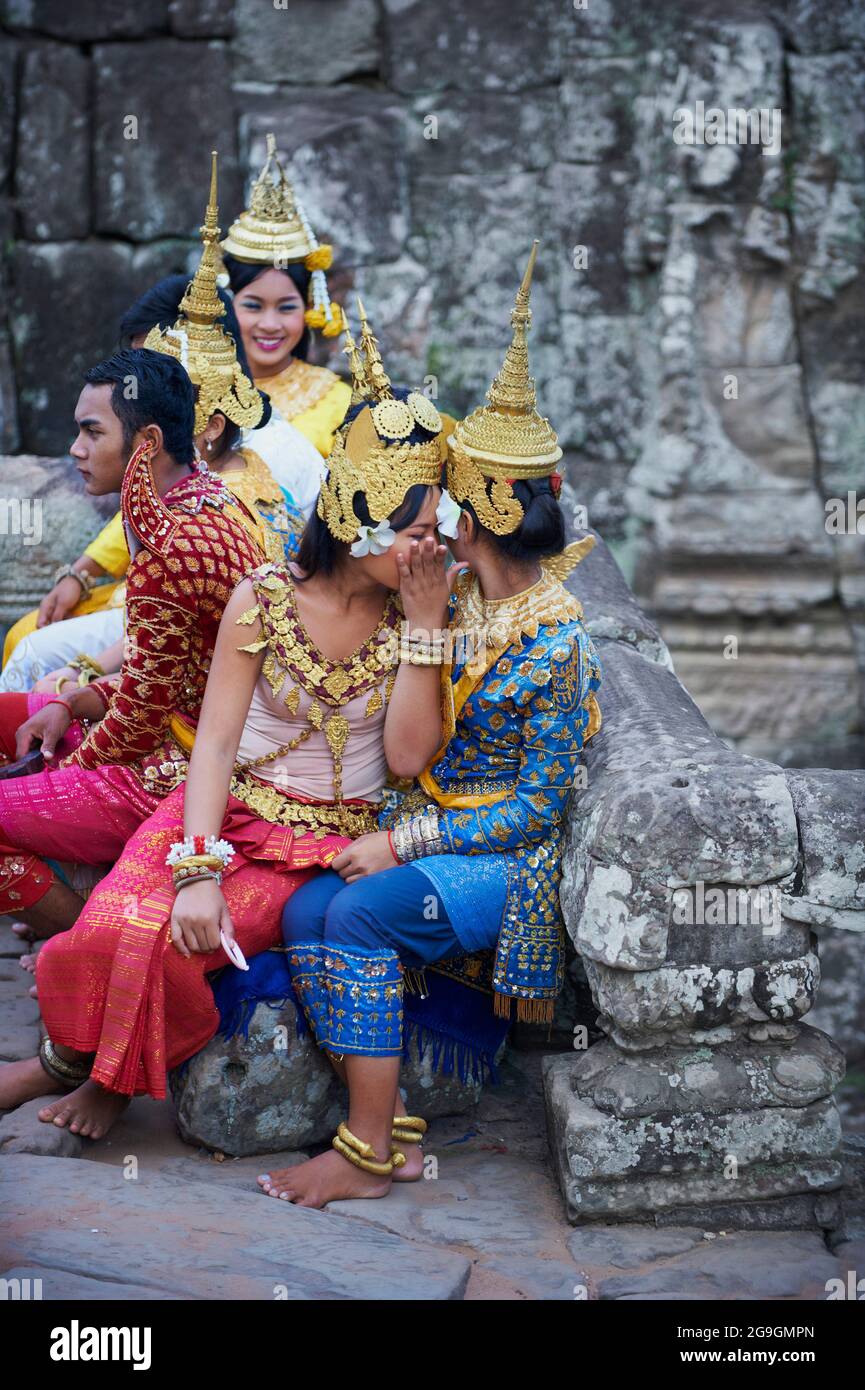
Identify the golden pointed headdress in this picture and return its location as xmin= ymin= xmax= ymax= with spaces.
xmin=144 ymin=152 xmax=264 ymax=437
xmin=448 ymin=240 xmax=562 ymax=534
xmin=316 ymin=298 xmax=451 ymax=544
xmin=221 ymin=133 xmax=345 ymax=338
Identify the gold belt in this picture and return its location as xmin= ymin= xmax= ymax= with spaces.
xmin=418 ymin=769 xmax=516 ymax=808
xmin=229 ymin=769 xmax=379 ymax=840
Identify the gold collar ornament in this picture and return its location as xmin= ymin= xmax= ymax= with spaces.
xmin=145 ymin=152 xmax=265 ymax=438
xmin=221 ymin=133 xmax=346 ymax=339
xmin=316 ymin=299 xmax=451 ymax=545
xmin=448 ymin=240 xmax=563 ymax=535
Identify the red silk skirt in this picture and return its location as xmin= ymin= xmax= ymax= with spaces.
xmin=36 ymin=781 xmax=353 ymax=1098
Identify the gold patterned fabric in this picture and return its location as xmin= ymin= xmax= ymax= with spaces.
xmin=64 ymin=468 xmax=263 ymax=776
xmin=221 ymin=448 xmax=304 ymax=564
xmin=231 ymin=562 xmax=403 ymax=824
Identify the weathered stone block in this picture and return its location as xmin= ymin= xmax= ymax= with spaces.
xmin=4 ymin=0 xmax=169 ymax=40
xmin=93 ymin=40 xmax=241 ymax=239
xmin=242 ymin=89 xmax=406 ymax=265
xmin=9 ymin=239 xmax=196 ymax=454
xmin=545 ymin=1049 xmax=844 ymax=1226
xmin=789 ymin=54 xmax=865 ymax=305
xmin=548 ymin=162 xmax=632 ymax=317
xmin=0 ymin=457 xmax=115 ymax=623
xmin=566 ymin=1029 xmax=846 ymax=1120
xmin=0 ymin=327 xmax=20 ymax=455
xmin=170 ymin=997 xmax=484 ymax=1156
xmin=16 ymin=44 xmax=90 ymax=241
xmin=405 ymin=91 xmax=557 ymax=175
xmin=234 ymin=0 xmax=380 ymax=85
xmin=781 ymin=0 xmax=865 ymax=53
xmin=0 ymin=39 xmax=16 ymax=194
xmin=584 ymin=950 xmax=820 ymax=1050
xmin=382 ymin=0 xmax=561 ymax=94
xmin=657 ymin=614 xmax=861 ymax=767
xmin=784 ymin=770 xmax=865 ymax=915
xmin=168 ymin=0 xmax=235 ymax=39
xmin=547 ymin=313 xmax=646 ymax=457
xmin=558 ymin=59 xmax=642 ymax=165
xmin=807 ymin=924 xmax=865 ymax=1065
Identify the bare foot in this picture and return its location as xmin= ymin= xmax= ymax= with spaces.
xmin=37 ymin=1079 xmax=129 ymax=1139
xmin=392 ymin=1142 xmax=424 ymax=1181
xmin=0 ymin=1055 xmax=64 ymax=1110
xmin=257 ymin=1149 xmax=392 ymax=1208
xmin=11 ymin=920 xmax=60 ymax=943
xmin=19 ymin=951 xmax=38 ymax=974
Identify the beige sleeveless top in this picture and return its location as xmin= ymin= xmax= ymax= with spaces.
xmin=233 ymin=563 xmax=403 ymax=807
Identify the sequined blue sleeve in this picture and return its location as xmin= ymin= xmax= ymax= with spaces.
xmin=438 ymin=629 xmax=600 ymax=855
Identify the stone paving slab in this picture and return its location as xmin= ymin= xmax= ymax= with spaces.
xmin=1 ymin=1266 xmax=180 ymax=1300
xmin=589 ymin=1230 xmax=842 ymax=1300
xmin=330 ymin=1149 xmax=618 ymax=1300
xmin=0 ymin=921 xmax=27 ymax=958
xmin=0 ymin=1098 xmax=84 ymax=1157
xmin=0 ymin=1021 xmax=39 ymax=1062
xmin=0 ymin=1154 xmax=471 ymax=1301
xmin=329 ymin=1149 xmax=845 ymax=1300
xmin=0 ymin=946 xmax=41 ymax=1060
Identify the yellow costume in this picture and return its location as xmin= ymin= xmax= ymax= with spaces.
xmin=253 ymin=360 xmax=350 ymax=459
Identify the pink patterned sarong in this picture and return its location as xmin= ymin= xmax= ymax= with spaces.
xmin=0 ymin=692 xmax=159 ymax=913
xmin=36 ymin=782 xmax=351 ymax=1098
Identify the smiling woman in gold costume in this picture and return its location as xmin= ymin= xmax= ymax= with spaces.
xmin=221 ymin=135 xmax=350 ymax=472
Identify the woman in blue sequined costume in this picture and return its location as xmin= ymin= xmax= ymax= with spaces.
xmin=263 ymin=245 xmax=601 ymax=1208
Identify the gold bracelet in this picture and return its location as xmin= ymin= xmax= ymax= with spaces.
xmin=171 ymin=854 xmax=226 ymax=872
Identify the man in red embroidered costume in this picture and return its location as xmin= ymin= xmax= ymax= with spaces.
xmin=0 ymin=348 xmax=263 ymax=937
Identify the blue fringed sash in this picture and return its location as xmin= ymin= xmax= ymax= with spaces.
xmin=209 ymin=948 xmax=509 ymax=1086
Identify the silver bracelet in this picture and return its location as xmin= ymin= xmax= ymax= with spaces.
xmin=392 ymin=811 xmax=445 ymax=864
xmin=391 ymin=819 xmax=414 ymax=864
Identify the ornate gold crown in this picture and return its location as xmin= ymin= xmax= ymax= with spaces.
xmin=316 ymin=299 xmax=449 ymax=543
xmin=221 ymin=133 xmax=345 ymax=338
xmin=144 ymin=152 xmax=264 ymax=438
xmin=448 ymin=240 xmax=563 ymax=534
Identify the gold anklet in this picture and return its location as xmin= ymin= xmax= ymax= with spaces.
xmin=392 ymin=1114 xmax=427 ymax=1144
xmin=332 ymin=1121 xmax=405 ymax=1175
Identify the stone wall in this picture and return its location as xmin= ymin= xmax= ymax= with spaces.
xmin=0 ymin=0 xmax=863 ymax=764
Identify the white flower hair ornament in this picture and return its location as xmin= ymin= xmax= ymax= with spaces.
xmin=435 ymin=488 xmax=463 ymax=540
xmin=350 ymin=519 xmax=397 ymax=557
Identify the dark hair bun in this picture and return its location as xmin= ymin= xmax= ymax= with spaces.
xmin=507 ymin=478 xmax=564 ymax=556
